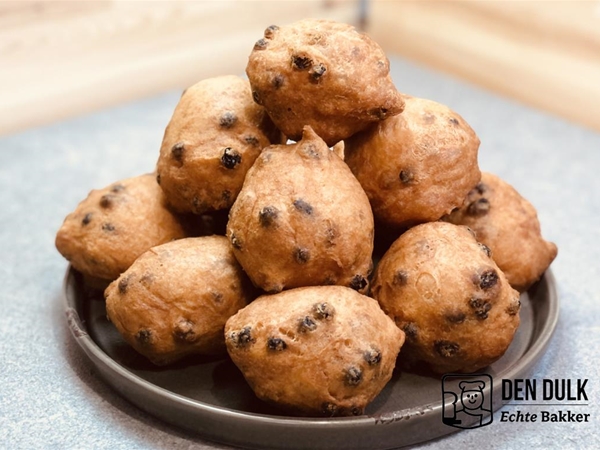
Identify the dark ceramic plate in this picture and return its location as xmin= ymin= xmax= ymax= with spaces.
xmin=63 ymin=266 xmax=558 ymax=449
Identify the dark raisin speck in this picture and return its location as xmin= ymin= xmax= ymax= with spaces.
xmin=292 ymin=55 xmax=312 ymax=70
xmin=310 ymin=64 xmax=326 ymax=81
xmin=171 ymin=142 xmax=185 ymax=161
xmin=156 ymin=173 xmax=161 ymax=185
xmin=364 ymin=348 xmax=382 ymax=365
xmin=403 ymin=322 xmax=418 ymax=339
xmin=265 ymin=285 xmax=283 ymax=294
xmin=111 ymin=184 xmax=125 ymax=193
xmin=264 ymin=24 xmax=279 ymax=39
xmin=81 ymin=213 xmax=93 ymax=226
xmin=394 ymin=270 xmax=408 ymax=286
xmin=118 ymin=276 xmax=129 ymax=294
xmin=470 ymin=297 xmax=483 ymax=308
xmin=449 ymin=117 xmax=460 ymax=126
xmin=470 ymin=297 xmax=492 ymax=319
xmin=259 ymin=206 xmax=279 ymax=227
xmin=350 ymin=275 xmax=367 ymax=291
xmin=245 ymin=135 xmax=259 ymax=146
xmin=322 ymin=402 xmax=338 ymax=416
xmin=254 ymin=38 xmax=268 ymax=50
xmin=479 ymin=270 xmax=498 ymax=289
xmin=479 ymin=243 xmax=492 ymax=257
xmin=230 ymin=326 xmax=253 ymax=347
xmin=303 ymin=143 xmax=319 ymax=158
xmin=298 ymin=316 xmax=317 ymax=332
xmin=294 ymin=247 xmax=310 ymax=264
xmin=230 ymin=233 xmax=242 ymax=250
xmin=99 ymin=194 xmax=114 ymax=208
xmin=370 ymin=107 xmax=389 ymax=120
xmin=221 ymin=148 xmax=242 ymax=169
xmin=467 ymin=198 xmax=490 ymax=216
xmin=506 ymin=299 xmax=521 ymax=316
xmin=399 ymin=169 xmax=414 ymax=184
xmin=267 ymin=337 xmax=287 ymax=351
xmin=435 ymin=340 xmax=460 ymax=357
xmin=219 ymin=112 xmax=237 ymax=128
xmin=475 ymin=182 xmax=486 ymax=194
xmin=313 ymin=302 xmax=334 ymax=320
xmin=323 ymin=276 xmax=336 ymax=286
xmin=346 ymin=367 xmax=363 ymax=386
xmin=445 ymin=310 xmax=466 ymax=324
xmin=174 ymin=319 xmax=196 ymax=342
xmin=136 ymin=329 xmax=153 ymax=345
xmin=475 ymin=302 xmax=492 ymax=320
xmin=293 ymin=199 xmax=313 ymax=215
xmin=140 ymin=273 xmax=154 ymax=285
xmin=272 ymin=74 xmax=284 ymax=89
xmin=102 ymin=223 xmax=115 ymax=232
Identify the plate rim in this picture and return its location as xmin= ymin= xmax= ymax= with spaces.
xmin=62 ymin=265 xmax=559 ymax=448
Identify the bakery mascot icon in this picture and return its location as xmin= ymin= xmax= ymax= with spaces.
xmin=454 ymin=380 xmax=492 ymax=427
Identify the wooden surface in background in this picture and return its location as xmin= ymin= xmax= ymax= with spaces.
xmin=0 ymin=0 xmax=359 ymax=136
xmin=2 ymin=1 xmax=600 ymax=136
xmin=369 ymin=0 xmax=600 ymax=133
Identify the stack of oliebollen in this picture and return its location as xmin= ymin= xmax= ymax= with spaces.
xmin=55 ymin=19 xmax=557 ymax=417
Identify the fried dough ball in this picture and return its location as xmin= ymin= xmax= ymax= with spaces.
xmin=225 ymin=286 xmax=404 ymax=416
xmin=345 ymin=96 xmax=481 ymax=228
xmin=156 ymin=75 xmax=283 ymax=215
xmin=105 ymin=236 xmax=253 ymax=365
xmin=55 ymin=173 xmax=188 ymax=282
xmin=372 ymin=222 xmax=521 ymax=374
xmin=443 ymin=172 xmax=558 ymax=291
xmin=227 ymin=126 xmax=374 ymax=293
xmin=246 ymin=19 xmax=404 ymax=146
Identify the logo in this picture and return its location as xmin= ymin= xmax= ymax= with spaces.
xmin=500 ymin=378 xmax=590 ymax=423
xmin=442 ymin=373 xmax=493 ymax=429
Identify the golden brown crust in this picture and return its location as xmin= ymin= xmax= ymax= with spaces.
xmin=225 ymin=286 xmax=404 ymax=416
xmin=55 ymin=173 xmax=187 ymax=281
xmin=105 ymin=236 xmax=253 ymax=365
xmin=371 ymin=222 xmax=520 ymax=374
xmin=156 ymin=75 xmax=283 ymax=214
xmin=443 ymin=172 xmax=558 ymax=291
xmin=246 ymin=19 xmax=404 ymax=146
xmin=226 ymin=126 xmax=374 ymax=293
xmin=345 ymin=96 xmax=481 ymax=228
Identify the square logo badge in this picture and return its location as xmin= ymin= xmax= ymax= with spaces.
xmin=442 ymin=374 xmax=493 ymax=429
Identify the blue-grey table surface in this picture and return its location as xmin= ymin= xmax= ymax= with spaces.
xmin=1 ymin=56 xmax=599 ymax=449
